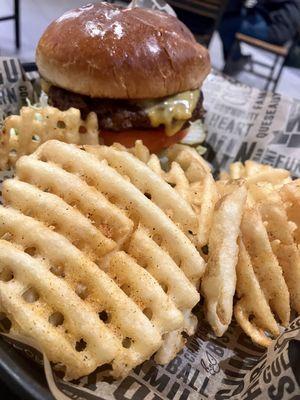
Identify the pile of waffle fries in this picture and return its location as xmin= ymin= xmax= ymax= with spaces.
xmin=0 ymin=106 xmax=299 ymax=381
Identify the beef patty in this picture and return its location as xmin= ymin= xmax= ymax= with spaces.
xmin=48 ymin=86 xmax=204 ymax=132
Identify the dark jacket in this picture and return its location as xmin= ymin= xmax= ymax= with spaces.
xmin=256 ymin=0 xmax=300 ymax=44
xmin=224 ymin=0 xmax=244 ymax=14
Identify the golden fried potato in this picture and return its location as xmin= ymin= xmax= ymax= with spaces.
xmin=229 ymin=160 xmax=291 ymax=186
xmin=1 ymin=106 xmax=99 ymax=169
xmin=250 ymin=184 xmax=300 ymax=314
xmin=167 ymin=144 xmax=218 ymax=248
xmin=240 ymin=207 xmax=290 ymax=327
xmin=229 ymin=161 xmax=245 ymax=179
xmin=0 ymin=140 xmax=204 ymax=380
xmin=84 ymin=144 xmax=198 ymax=237
xmin=201 ymin=183 xmax=247 ymax=336
xmin=280 ymin=179 xmax=300 ymax=245
xmin=234 ymin=238 xmax=279 ymax=347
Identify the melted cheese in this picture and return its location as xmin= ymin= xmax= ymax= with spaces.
xmin=141 ymin=89 xmax=200 ymax=136
xmin=42 ymin=82 xmax=199 ymax=137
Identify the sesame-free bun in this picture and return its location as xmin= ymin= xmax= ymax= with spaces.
xmin=36 ymin=2 xmax=210 ymax=99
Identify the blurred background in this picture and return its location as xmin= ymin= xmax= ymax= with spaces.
xmin=1 ymin=0 xmax=299 ymax=98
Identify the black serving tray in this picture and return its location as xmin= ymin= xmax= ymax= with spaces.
xmin=0 ymin=337 xmax=54 ymax=400
xmin=1 ymin=334 xmax=299 ymax=400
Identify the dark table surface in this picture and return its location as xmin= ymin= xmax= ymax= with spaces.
xmin=0 ymin=381 xmax=22 ymax=399
xmin=0 ymin=338 xmax=54 ymax=400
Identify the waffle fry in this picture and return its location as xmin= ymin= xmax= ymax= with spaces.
xmin=240 ymin=207 xmax=290 ymax=326
xmin=2 ymin=179 xmax=116 ymax=260
xmin=107 ymin=251 xmax=184 ymax=333
xmin=167 ymin=145 xmax=218 ymax=248
xmin=14 ymin=156 xmax=133 ymax=244
xmin=1 ymin=124 xmax=299 ymax=378
xmin=127 ymin=226 xmax=199 ymax=311
xmin=84 ymin=145 xmax=198 ymax=236
xmin=167 ymin=144 xmax=211 ymax=177
xmin=0 ymin=140 xmax=203 ymax=380
xmin=201 ymin=183 xmax=247 ymax=336
xmin=250 ymin=184 xmax=300 ymax=314
xmin=280 ymin=179 xmax=300 ymax=245
xmin=0 ymin=207 xmax=162 ymax=379
xmin=216 ymin=160 xmax=300 ymax=347
xmin=229 ymin=161 xmax=245 ymax=179
xmin=32 ymin=140 xmax=205 ymax=284
xmin=234 ymin=239 xmax=279 ymax=347
xmin=126 ymin=141 xmax=218 ymax=248
xmin=0 ymin=106 xmax=99 ymax=169
xmin=229 ymin=160 xmax=291 ymax=186
xmin=234 ymin=205 xmax=292 ymax=346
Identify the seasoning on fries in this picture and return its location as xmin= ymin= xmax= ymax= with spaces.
xmin=0 ymin=134 xmax=299 ymax=381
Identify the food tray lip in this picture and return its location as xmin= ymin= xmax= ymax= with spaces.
xmin=1 ymin=322 xmax=300 ymax=399
xmin=0 ymin=337 xmax=54 ymax=400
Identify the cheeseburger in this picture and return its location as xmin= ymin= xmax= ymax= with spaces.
xmin=36 ymin=2 xmax=210 ymax=153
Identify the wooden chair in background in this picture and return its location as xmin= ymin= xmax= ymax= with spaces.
xmin=232 ymin=32 xmax=296 ymax=91
xmin=0 ymin=0 xmax=20 ymax=49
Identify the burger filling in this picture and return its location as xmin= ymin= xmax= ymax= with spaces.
xmin=46 ymin=84 xmax=204 ymax=136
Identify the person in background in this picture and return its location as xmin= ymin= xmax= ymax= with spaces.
xmin=219 ymin=0 xmax=300 ymax=66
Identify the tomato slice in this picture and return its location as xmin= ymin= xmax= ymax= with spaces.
xmin=100 ymin=128 xmax=188 ymax=153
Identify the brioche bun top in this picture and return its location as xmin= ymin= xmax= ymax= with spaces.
xmin=36 ymin=2 xmax=210 ymax=99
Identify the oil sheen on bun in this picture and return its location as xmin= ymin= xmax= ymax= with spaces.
xmin=36 ymin=2 xmax=210 ymax=99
